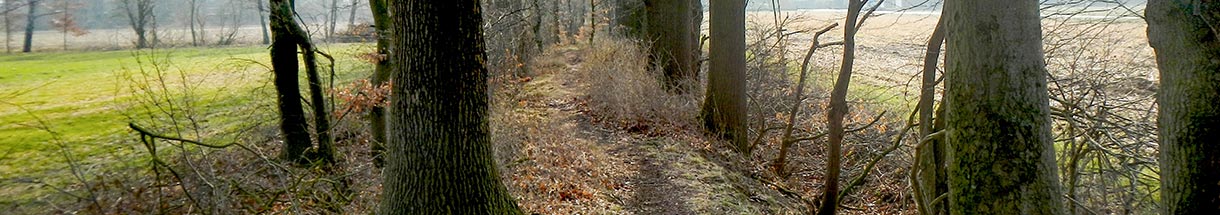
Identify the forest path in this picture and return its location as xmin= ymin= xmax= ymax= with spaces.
xmin=500 ymin=46 xmax=806 ymax=214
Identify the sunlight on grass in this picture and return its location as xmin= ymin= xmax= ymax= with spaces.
xmin=0 ymin=43 xmax=374 ymax=204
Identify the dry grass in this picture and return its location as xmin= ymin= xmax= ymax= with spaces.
xmin=571 ymin=38 xmax=701 ymax=135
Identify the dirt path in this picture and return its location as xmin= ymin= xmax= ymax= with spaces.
xmin=500 ymin=48 xmax=806 ymax=214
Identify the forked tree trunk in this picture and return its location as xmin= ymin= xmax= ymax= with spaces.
xmin=268 ymin=0 xmax=313 ymax=162
xmin=379 ymin=1 xmax=522 ymax=213
xmin=1147 ymin=0 xmax=1220 ymax=214
xmin=702 ymin=0 xmax=747 ymax=153
xmin=944 ymin=0 xmax=1065 ymax=214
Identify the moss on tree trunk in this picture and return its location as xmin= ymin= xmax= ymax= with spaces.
xmin=944 ymin=0 xmax=1066 ymax=214
xmin=1147 ymin=0 xmax=1220 ymax=214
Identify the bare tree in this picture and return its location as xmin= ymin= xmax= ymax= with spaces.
xmin=256 ymin=0 xmax=269 ymax=45
xmin=818 ymin=0 xmax=864 ymax=213
xmin=3 ymin=0 xmax=23 ymax=53
xmin=20 ymin=0 xmax=42 ymax=52
xmin=118 ymin=0 xmax=155 ymax=49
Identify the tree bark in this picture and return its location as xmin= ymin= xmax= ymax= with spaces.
xmin=690 ymin=0 xmax=702 ymax=77
xmin=702 ymin=0 xmax=747 ymax=153
xmin=379 ymin=1 xmax=522 ymax=213
xmin=367 ymin=0 xmax=389 ymax=167
xmin=644 ymin=0 xmax=694 ymax=92
xmin=1147 ymin=0 xmax=1220 ymax=214
xmin=269 ymin=0 xmax=313 ymax=162
xmin=256 ymin=0 xmax=270 ymax=45
xmin=21 ymin=0 xmax=37 ymax=53
xmin=120 ymin=0 xmax=153 ymax=49
xmin=916 ymin=14 xmax=948 ymax=215
xmin=818 ymin=0 xmax=863 ymax=214
xmin=613 ymin=0 xmax=645 ymax=38
xmin=944 ymin=0 xmax=1066 ymax=214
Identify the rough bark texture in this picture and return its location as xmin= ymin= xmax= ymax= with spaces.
xmin=944 ymin=0 xmax=1065 ymax=214
xmin=644 ymin=0 xmax=693 ymax=92
xmin=367 ymin=0 xmax=389 ymax=167
xmin=379 ymin=1 xmax=522 ymax=213
xmin=916 ymin=15 xmax=948 ymax=215
xmin=1147 ymin=1 xmax=1220 ymax=214
xmin=268 ymin=0 xmax=313 ymax=161
xmin=702 ymin=0 xmax=747 ymax=153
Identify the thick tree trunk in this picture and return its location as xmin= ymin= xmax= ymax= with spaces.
xmin=21 ymin=0 xmax=36 ymax=53
xmin=702 ymin=0 xmax=747 ymax=153
xmin=367 ymin=0 xmax=389 ymax=167
xmin=944 ymin=0 xmax=1066 ymax=214
xmin=916 ymin=15 xmax=948 ymax=215
xmin=269 ymin=0 xmax=313 ymax=162
xmin=1147 ymin=0 xmax=1220 ymax=214
xmin=644 ymin=0 xmax=693 ymax=92
xmin=379 ymin=1 xmax=522 ymax=213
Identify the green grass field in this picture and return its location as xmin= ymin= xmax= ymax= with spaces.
xmin=0 ymin=44 xmax=374 ymax=204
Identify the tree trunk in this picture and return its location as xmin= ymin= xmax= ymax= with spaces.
xmin=818 ymin=0 xmax=863 ymax=214
xmin=269 ymin=0 xmax=313 ymax=162
xmin=702 ymin=0 xmax=747 ymax=153
xmin=367 ymin=0 xmax=389 ymax=167
xmin=1147 ymin=0 xmax=1220 ymax=214
xmin=690 ymin=0 xmax=702 ymax=76
xmin=644 ymin=0 xmax=693 ymax=92
xmin=613 ymin=0 xmax=645 ymax=38
xmin=327 ymin=0 xmax=339 ymax=41
xmin=257 ymin=0 xmax=269 ymax=45
xmin=379 ymin=1 xmax=522 ymax=213
xmin=4 ymin=0 xmax=14 ymax=53
xmin=915 ymin=14 xmax=948 ymax=215
xmin=21 ymin=0 xmax=37 ymax=53
xmin=944 ymin=0 xmax=1066 ymax=214
xmin=300 ymin=38 xmax=335 ymax=163
xmin=189 ymin=0 xmax=199 ymax=46
xmin=121 ymin=0 xmax=152 ymax=49
xmin=347 ymin=0 xmax=359 ymax=28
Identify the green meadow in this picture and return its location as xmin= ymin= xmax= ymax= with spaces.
xmin=0 ymin=44 xmax=373 ymax=203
